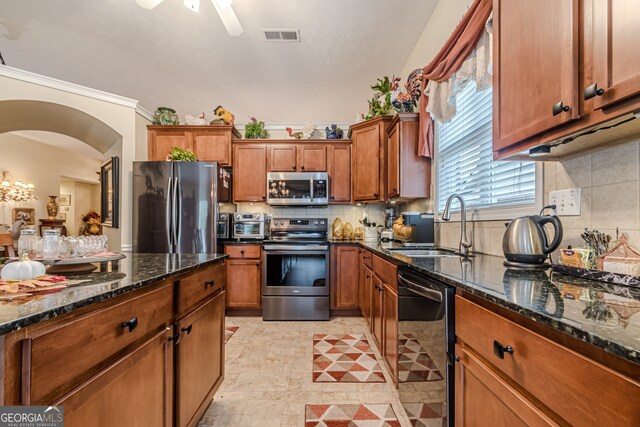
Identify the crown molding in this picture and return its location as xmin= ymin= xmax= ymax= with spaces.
xmin=135 ymin=105 xmax=154 ymax=122
xmin=0 ymin=65 xmax=140 ymax=109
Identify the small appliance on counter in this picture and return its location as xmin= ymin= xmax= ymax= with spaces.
xmin=232 ymin=212 xmax=269 ymax=240
xmin=502 ymin=214 xmax=563 ymax=268
xmin=380 ymin=207 xmax=397 ymax=242
xmin=401 ymin=212 xmax=435 ymax=246
xmin=217 ymin=213 xmax=231 ymax=240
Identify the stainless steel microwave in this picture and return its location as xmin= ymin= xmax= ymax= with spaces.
xmin=266 ymin=172 xmax=329 ymax=206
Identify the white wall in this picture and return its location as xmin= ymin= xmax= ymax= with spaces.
xmin=0 ymin=69 xmax=142 ymax=250
xmin=0 ymin=133 xmax=101 ymax=228
xmin=60 ymin=180 xmax=100 ymax=236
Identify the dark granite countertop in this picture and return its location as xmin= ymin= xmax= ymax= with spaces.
xmin=0 ymin=253 xmax=227 ymax=335
xmin=350 ymin=241 xmax=640 ymax=366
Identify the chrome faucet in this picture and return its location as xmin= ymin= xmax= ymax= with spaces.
xmin=442 ymin=194 xmax=473 ymax=257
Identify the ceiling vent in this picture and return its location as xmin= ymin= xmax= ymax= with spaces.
xmin=262 ymin=29 xmax=300 ymax=42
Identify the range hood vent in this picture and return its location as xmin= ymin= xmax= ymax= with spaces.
xmin=263 ymin=29 xmax=300 ymax=42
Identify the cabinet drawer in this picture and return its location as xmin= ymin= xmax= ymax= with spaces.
xmin=177 ymin=262 xmax=225 ymax=315
xmin=23 ymin=282 xmax=174 ymax=404
xmin=456 ymin=296 xmax=640 ymax=426
xmin=372 ymin=254 xmax=397 ymax=290
xmin=225 ymin=245 xmax=261 ymax=259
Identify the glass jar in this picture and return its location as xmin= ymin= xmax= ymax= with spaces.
xmin=42 ymin=229 xmax=60 ymax=260
xmin=18 ymin=229 xmax=38 ymax=258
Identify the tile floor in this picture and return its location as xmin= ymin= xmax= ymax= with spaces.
xmin=197 ymin=316 xmax=412 ymax=427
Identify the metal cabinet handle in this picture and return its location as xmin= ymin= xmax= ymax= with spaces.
xmin=240 ymin=250 xmax=245 ymax=255
xmin=292 ymin=165 xmax=296 ymax=170
xmin=584 ymin=83 xmax=605 ymax=100
xmin=255 ymin=262 xmax=260 ymax=267
xmin=205 ymin=280 xmax=215 ymax=289
xmin=373 ymin=192 xmax=379 ymax=198
xmin=493 ymin=340 xmax=514 ymax=359
xmin=552 ymin=101 xmax=571 ymax=116
xmin=181 ymin=324 xmax=193 ymax=335
xmin=169 ymin=332 xmax=181 ymax=345
xmin=392 ymin=188 xmax=397 ymax=192
xmin=261 ymin=195 xmax=266 ymax=200
xmin=120 ymin=317 xmax=138 ymax=333
xmin=331 ymin=196 xmax=335 ymax=200
xmin=301 ymin=165 xmax=305 ymax=170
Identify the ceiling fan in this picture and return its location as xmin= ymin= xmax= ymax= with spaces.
xmin=136 ymin=0 xmax=243 ymax=36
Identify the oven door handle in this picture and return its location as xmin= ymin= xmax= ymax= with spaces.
xmin=263 ymin=245 xmax=328 ymax=251
xmin=398 ymin=273 xmax=443 ymax=302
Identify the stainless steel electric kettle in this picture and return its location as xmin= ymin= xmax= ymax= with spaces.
xmin=502 ymin=214 xmax=563 ymax=266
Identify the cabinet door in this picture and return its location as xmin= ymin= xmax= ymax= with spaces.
xmin=371 ymin=275 xmax=384 ymax=352
xmin=454 ymin=345 xmax=556 ymax=426
xmin=192 ymin=129 xmax=232 ymax=166
xmin=494 ymin=0 xmax=579 ymax=152
xmin=589 ymin=0 xmax=640 ymax=110
xmin=233 ymin=145 xmax=267 ymax=202
xmin=298 ymin=144 xmax=327 ymax=171
xmin=382 ymin=284 xmax=398 ymax=384
xmin=387 ymin=124 xmax=400 ymax=199
xmin=55 ymin=330 xmax=172 ymax=427
xmin=149 ymin=129 xmax=192 ymax=161
xmin=331 ymin=245 xmax=359 ymax=309
xmin=176 ymin=292 xmax=225 ymax=427
xmin=327 ymin=144 xmax=351 ymax=203
xmin=362 ymin=265 xmax=373 ymax=328
xmin=352 ymin=125 xmax=381 ymax=201
xmin=225 ymin=259 xmax=261 ymax=308
xmin=268 ymin=145 xmax=298 ymax=172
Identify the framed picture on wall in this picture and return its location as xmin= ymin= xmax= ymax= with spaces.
xmin=100 ymin=156 xmax=120 ymax=228
xmin=12 ymin=208 xmax=35 ymax=225
xmin=59 ymin=194 xmax=71 ymax=206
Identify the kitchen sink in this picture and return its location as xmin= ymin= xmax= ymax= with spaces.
xmin=386 ymin=248 xmax=461 ymax=257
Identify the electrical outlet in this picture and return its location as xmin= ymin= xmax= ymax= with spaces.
xmin=549 ymin=188 xmax=581 ymax=216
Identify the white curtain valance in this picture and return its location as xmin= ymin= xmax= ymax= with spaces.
xmin=425 ymin=13 xmax=493 ymax=124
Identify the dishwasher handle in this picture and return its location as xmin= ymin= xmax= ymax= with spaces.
xmin=398 ymin=273 xmax=443 ymax=303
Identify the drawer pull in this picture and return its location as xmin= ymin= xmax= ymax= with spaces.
xmin=205 ymin=280 xmax=215 ymax=289
xmin=493 ymin=340 xmax=514 ymax=359
xmin=120 ymin=317 xmax=138 ymax=333
xmin=181 ymin=324 xmax=193 ymax=335
xmin=584 ymin=83 xmax=605 ymax=100
xmin=240 ymin=250 xmax=245 ymax=255
xmin=552 ymin=101 xmax=570 ymax=116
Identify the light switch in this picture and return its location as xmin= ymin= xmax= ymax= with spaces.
xmin=549 ymin=188 xmax=581 ymax=216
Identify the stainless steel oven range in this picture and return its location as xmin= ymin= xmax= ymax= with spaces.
xmin=262 ymin=218 xmax=329 ymax=320
xmin=397 ymin=267 xmax=455 ymax=425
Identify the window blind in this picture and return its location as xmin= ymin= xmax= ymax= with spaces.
xmin=437 ymin=83 xmax=536 ymax=212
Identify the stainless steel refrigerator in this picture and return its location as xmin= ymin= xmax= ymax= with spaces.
xmin=132 ymin=161 xmax=218 ymax=253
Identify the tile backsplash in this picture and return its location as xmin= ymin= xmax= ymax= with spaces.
xmin=223 ymin=203 xmax=386 ymax=239
xmin=437 ymin=140 xmax=640 ymax=256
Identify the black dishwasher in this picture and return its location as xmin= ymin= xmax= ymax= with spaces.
xmin=397 ymin=267 xmax=455 ymax=426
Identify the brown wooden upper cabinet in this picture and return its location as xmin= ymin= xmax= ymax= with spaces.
xmin=233 ymin=144 xmax=267 ymax=202
xmin=267 ymin=144 xmax=327 ymax=172
xmin=350 ymin=116 xmax=393 ymax=202
xmin=148 ymin=125 xmax=237 ymax=165
xmin=327 ymin=143 xmax=351 ymax=203
xmin=493 ymin=0 xmax=580 ymax=153
xmin=587 ymin=0 xmax=640 ymax=112
xmin=494 ymin=0 xmax=640 ymax=159
xmin=386 ymin=113 xmax=431 ymax=200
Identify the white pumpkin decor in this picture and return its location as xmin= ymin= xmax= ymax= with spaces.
xmin=1 ymin=254 xmax=46 ymax=281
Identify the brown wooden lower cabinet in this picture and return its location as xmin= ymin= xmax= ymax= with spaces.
xmin=330 ymin=245 xmax=359 ymax=310
xmin=371 ymin=275 xmax=384 ymax=351
xmin=3 ymin=261 xmax=226 ymax=427
xmin=176 ymin=291 xmax=225 ymax=427
xmin=454 ymin=344 xmax=556 ymax=427
xmin=55 ymin=329 xmax=173 ymax=427
xmin=225 ymin=244 xmax=262 ymax=309
xmin=382 ymin=283 xmax=398 ymax=384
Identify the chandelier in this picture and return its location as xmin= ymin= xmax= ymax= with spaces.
xmin=0 ymin=171 xmax=37 ymax=203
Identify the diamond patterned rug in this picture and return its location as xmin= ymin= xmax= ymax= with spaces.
xmin=398 ymin=333 xmax=443 ymax=383
xmin=305 ymin=404 xmax=400 ymax=427
xmin=224 ymin=326 xmax=238 ymax=343
xmin=312 ymin=334 xmax=386 ymax=383
xmin=401 ymin=402 xmax=446 ymax=427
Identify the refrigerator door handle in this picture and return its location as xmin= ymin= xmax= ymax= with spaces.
xmin=173 ymin=177 xmax=181 ymax=247
xmin=166 ymin=176 xmax=173 ymax=249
